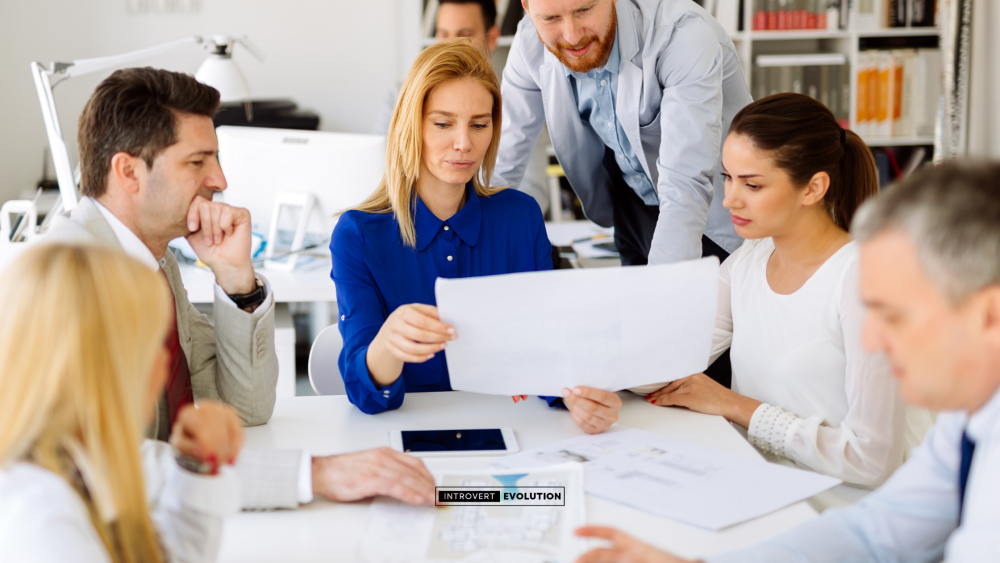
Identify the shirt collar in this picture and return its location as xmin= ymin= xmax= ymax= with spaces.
xmin=90 ymin=197 xmax=160 ymax=272
xmin=966 ymin=385 xmax=1000 ymax=444
xmin=564 ymin=29 xmax=620 ymax=79
xmin=414 ymin=183 xmax=481 ymax=252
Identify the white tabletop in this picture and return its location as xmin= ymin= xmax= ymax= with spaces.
xmin=178 ymin=259 xmax=336 ymax=304
xmin=217 ymin=392 xmax=816 ymax=562
xmin=177 ymin=221 xmax=616 ymax=304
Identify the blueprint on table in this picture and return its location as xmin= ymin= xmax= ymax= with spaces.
xmin=493 ymin=427 xmax=840 ymax=530
xmin=359 ymin=463 xmax=586 ymax=563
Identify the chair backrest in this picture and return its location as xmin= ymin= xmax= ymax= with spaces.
xmin=308 ymin=324 xmax=346 ymax=396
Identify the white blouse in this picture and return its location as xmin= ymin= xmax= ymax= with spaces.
xmin=0 ymin=440 xmax=240 ymax=563
xmin=633 ymin=238 xmax=913 ymax=489
xmin=722 ymin=238 xmax=907 ymax=488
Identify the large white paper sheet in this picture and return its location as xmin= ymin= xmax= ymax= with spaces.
xmin=359 ymin=464 xmax=587 ymax=563
xmin=435 ymin=258 xmax=719 ymax=396
xmin=493 ymin=427 xmax=840 ymax=531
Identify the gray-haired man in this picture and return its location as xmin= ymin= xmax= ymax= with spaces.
xmin=573 ymin=161 xmax=1000 ymax=562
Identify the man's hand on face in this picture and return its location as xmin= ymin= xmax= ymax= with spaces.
xmin=185 ymin=195 xmax=257 ymax=295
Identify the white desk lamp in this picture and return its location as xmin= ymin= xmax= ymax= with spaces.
xmin=28 ymin=35 xmax=263 ymax=215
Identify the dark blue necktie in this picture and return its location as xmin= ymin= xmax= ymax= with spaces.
xmin=958 ymin=430 xmax=976 ymax=524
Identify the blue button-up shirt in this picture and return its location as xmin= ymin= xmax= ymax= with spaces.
xmin=330 ymin=185 xmax=554 ymax=414
xmin=565 ymin=31 xmax=657 ymax=204
xmin=707 ymin=386 xmax=1000 ymax=563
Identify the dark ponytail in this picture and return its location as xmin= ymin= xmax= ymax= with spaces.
xmin=728 ymin=93 xmax=879 ymax=231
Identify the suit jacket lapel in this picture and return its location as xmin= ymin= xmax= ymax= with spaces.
xmin=69 ymin=198 xmax=124 ymax=249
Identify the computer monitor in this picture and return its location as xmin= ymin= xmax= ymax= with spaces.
xmin=215 ymin=126 xmax=386 ymax=243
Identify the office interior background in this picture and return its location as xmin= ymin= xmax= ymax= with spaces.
xmin=4 ymin=0 xmax=999 ymax=208
xmin=1 ymin=0 xmax=1000 ymax=391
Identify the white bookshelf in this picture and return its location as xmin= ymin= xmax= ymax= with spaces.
xmin=413 ymin=3 xmax=940 ymax=150
xmin=732 ymin=2 xmax=941 ymax=150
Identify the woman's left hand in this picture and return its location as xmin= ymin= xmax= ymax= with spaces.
xmin=645 ymin=373 xmax=760 ymax=429
xmin=170 ymin=400 xmax=244 ymax=474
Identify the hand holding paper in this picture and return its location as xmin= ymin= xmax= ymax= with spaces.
xmin=435 ymin=258 xmax=720 ymax=396
xmin=562 ymin=386 xmax=622 ymax=434
xmin=366 ymin=304 xmax=457 ymax=387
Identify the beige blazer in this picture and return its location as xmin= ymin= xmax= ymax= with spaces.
xmin=44 ymin=198 xmax=279 ymax=441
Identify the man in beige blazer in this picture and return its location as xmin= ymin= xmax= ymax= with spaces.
xmin=42 ymin=67 xmax=436 ymax=510
xmin=45 ymin=71 xmax=278 ymax=442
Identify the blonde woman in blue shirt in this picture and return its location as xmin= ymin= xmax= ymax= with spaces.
xmin=331 ymin=40 xmax=622 ymax=433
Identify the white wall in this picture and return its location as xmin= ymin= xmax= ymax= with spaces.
xmin=0 ymin=0 xmax=420 ymax=204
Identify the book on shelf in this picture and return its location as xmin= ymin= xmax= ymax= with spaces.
xmin=872 ymin=146 xmax=929 ymax=188
xmin=752 ymin=0 xmax=842 ymax=31
xmin=855 ymin=48 xmax=941 ymax=139
xmin=714 ymin=0 xmax=742 ymax=34
xmin=422 ymin=0 xmax=439 ymax=38
xmin=753 ymin=53 xmax=849 ymax=127
xmin=500 ymin=0 xmax=524 ymax=36
xmin=854 ymin=0 xmax=936 ymax=30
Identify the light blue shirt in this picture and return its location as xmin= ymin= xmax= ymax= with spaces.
xmin=497 ymin=1 xmax=751 ymax=264
xmin=565 ymin=32 xmax=657 ymax=205
xmin=708 ymin=386 xmax=1000 ymax=563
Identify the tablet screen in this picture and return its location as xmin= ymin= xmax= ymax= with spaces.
xmin=401 ymin=429 xmax=507 ymax=452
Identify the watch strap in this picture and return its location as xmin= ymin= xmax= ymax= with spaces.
xmin=227 ymin=279 xmax=265 ymax=311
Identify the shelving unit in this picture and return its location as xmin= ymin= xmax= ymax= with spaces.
xmin=731 ymin=3 xmax=941 ymax=151
xmin=414 ymin=2 xmax=940 ymax=156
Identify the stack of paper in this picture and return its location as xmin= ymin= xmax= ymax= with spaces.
xmin=359 ymin=464 xmax=586 ymax=563
xmin=435 ymin=258 xmax=720 ymax=396
xmin=493 ymin=427 xmax=840 ymax=531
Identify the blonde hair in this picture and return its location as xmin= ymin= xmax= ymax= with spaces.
xmin=0 ymin=244 xmax=170 ymax=563
xmin=348 ymin=38 xmax=505 ymax=246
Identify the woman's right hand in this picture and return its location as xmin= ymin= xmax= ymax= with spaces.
xmin=381 ymin=304 xmax=456 ymax=363
xmin=169 ymin=400 xmax=244 ymax=474
xmin=367 ymin=304 xmax=456 ymax=386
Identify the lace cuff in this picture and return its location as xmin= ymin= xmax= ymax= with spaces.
xmin=747 ymin=403 xmax=802 ymax=459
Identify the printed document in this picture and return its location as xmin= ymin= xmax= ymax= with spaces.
xmin=493 ymin=427 xmax=840 ymax=530
xmin=359 ymin=464 xmax=586 ymax=563
xmin=435 ymin=258 xmax=719 ymax=396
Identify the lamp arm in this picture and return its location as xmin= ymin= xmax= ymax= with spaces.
xmin=30 ymin=61 xmax=78 ymax=210
xmin=234 ymin=36 xmax=265 ymax=62
xmin=63 ymin=36 xmax=204 ymax=78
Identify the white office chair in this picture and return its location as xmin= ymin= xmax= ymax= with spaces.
xmin=308 ymin=324 xmax=346 ymax=396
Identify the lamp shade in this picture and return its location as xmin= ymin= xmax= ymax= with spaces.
xmin=195 ymin=55 xmax=250 ymax=102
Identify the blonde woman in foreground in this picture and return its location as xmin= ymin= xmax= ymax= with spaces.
xmin=331 ymin=39 xmax=622 ymax=433
xmin=0 ymin=244 xmax=244 ymax=563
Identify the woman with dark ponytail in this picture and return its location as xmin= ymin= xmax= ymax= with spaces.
xmin=632 ymin=93 xmax=921 ymax=500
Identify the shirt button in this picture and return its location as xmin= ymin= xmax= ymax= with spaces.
xmin=607 ymin=121 xmax=613 ymax=127
xmin=447 ymin=256 xmax=453 ymax=262
xmin=600 ymin=79 xmax=607 ymax=86
xmin=340 ymin=315 xmax=345 ymax=321
xmin=444 ymin=226 xmax=449 ymax=231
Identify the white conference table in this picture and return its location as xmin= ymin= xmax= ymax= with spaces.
xmin=178 ymin=259 xmax=336 ymax=304
xmin=217 ymin=391 xmax=816 ymax=563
